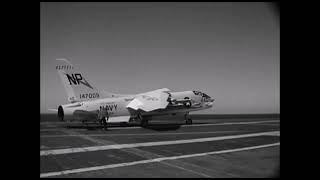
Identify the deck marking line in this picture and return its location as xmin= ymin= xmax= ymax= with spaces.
xmin=40 ymin=120 xmax=279 ymax=132
xmin=183 ymin=120 xmax=279 ymax=127
xmin=41 ymin=130 xmax=241 ymax=138
xmin=40 ymin=142 xmax=279 ymax=177
xmin=40 ymin=131 xmax=279 ymax=156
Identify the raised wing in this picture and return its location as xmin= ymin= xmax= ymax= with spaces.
xmin=126 ymin=88 xmax=170 ymax=112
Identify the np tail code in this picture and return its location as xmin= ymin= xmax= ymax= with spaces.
xmin=65 ymin=73 xmax=94 ymax=89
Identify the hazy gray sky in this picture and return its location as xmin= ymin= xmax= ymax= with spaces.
xmin=40 ymin=2 xmax=279 ymax=114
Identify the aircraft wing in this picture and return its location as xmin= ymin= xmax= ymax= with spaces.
xmin=126 ymin=88 xmax=170 ymax=112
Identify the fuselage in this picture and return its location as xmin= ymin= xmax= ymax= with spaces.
xmin=58 ymin=90 xmax=214 ymax=122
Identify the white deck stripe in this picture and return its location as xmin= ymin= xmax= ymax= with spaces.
xmin=40 ymin=131 xmax=279 ymax=156
xmin=182 ymin=120 xmax=279 ymax=127
xmin=40 ymin=126 xmax=141 ymax=132
xmin=41 ymin=130 xmax=241 ymax=138
xmin=40 ymin=142 xmax=280 ymax=177
xmin=40 ymin=120 xmax=279 ymax=132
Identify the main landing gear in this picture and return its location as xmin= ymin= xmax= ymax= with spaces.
xmin=99 ymin=116 xmax=109 ymax=131
xmin=102 ymin=117 xmax=108 ymax=130
xmin=185 ymin=113 xmax=192 ymax=125
xmin=98 ymin=117 xmax=108 ymax=131
xmin=137 ymin=113 xmax=148 ymax=128
xmin=98 ymin=106 xmax=109 ymax=131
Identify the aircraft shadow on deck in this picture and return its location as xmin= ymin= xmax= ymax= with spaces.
xmin=143 ymin=124 xmax=182 ymax=131
xmin=64 ymin=123 xmax=182 ymax=131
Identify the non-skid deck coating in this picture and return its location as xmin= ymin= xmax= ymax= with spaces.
xmin=40 ymin=117 xmax=280 ymax=178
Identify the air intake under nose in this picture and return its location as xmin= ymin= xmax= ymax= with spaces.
xmin=206 ymin=102 xmax=214 ymax=107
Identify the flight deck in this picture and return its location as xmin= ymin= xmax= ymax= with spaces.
xmin=40 ymin=114 xmax=280 ymax=178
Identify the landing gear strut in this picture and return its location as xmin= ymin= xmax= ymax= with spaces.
xmin=98 ymin=106 xmax=109 ymax=131
xmin=185 ymin=113 xmax=192 ymax=125
xmin=102 ymin=117 xmax=108 ymax=130
xmin=138 ymin=113 xmax=148 ymax=127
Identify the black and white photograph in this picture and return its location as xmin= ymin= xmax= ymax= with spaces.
xmin=40 ymin=2 xmax=280 ymax=178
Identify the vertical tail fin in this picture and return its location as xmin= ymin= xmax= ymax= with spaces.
xmin=56 ymin=58 xmax=102 ymax=103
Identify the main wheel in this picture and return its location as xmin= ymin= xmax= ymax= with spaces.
xmin=142 ymin=120 xmax=148 ymax=127
xmin=138 ymin=113 xmax=149 ymax=127
xmin=120 ymin=122 xmax=128 ymax=127
xmin=186 ymin=118 xmax=192 ymax=125
xmin=140 ymin=118 xmax=149 ymax=127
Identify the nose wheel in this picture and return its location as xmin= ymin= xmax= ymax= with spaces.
xmin=185 ymin=113 xmax=192 ymax=125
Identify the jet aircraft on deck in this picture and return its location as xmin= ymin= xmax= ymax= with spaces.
xmin=51 ymin=59 xmax=214 ymax=128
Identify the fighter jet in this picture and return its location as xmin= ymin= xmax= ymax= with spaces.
xmin=52 ymin=59 xmax=214 ymax=128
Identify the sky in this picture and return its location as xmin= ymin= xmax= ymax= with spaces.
xmin=40 ymin=2 xmax=279 ymax=114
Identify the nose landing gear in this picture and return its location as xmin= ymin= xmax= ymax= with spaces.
xmin=185 ymin=113 xmax=192 ymax=125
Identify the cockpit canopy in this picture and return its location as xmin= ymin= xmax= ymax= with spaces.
xmin=192 ymin=90 xmax=211 ymax=99
xmin=193 ymin=90 xmax=214 ymax=103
